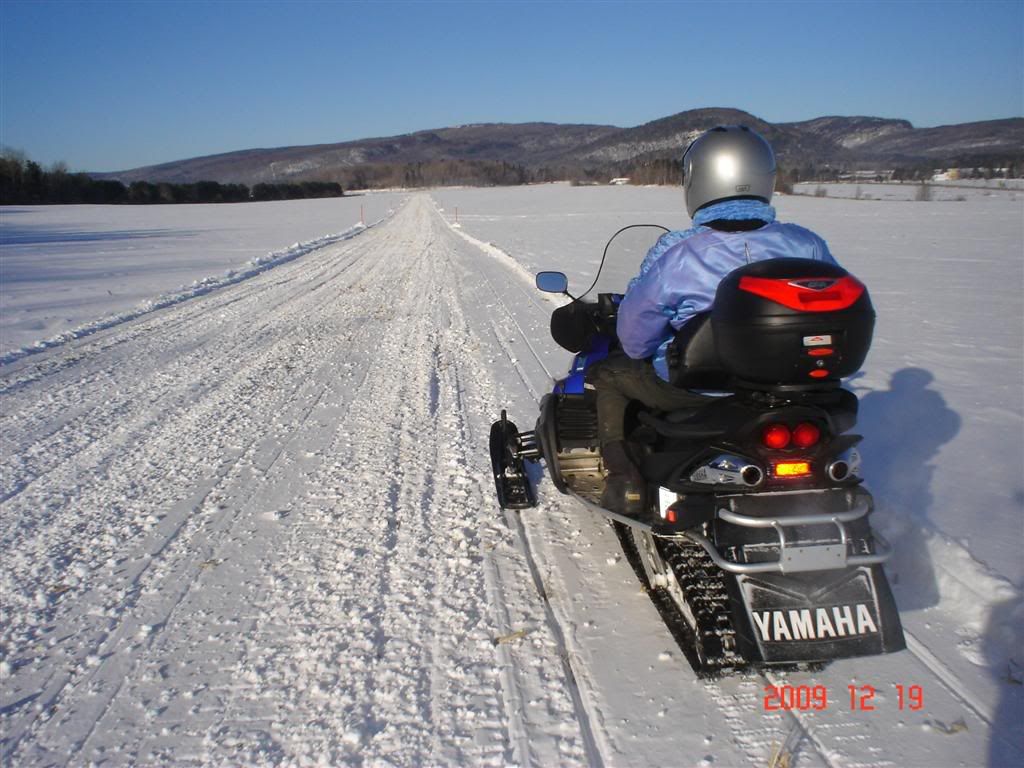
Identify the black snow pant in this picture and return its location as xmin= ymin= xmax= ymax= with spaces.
xmin=588 ymin=351 xmax=713 ymax=447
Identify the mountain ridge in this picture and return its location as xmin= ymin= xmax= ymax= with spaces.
xmin=93 ymin=108 xmax=1024 ymax=186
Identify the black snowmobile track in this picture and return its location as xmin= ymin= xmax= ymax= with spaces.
xmin=613 ymin=522 xmax=745 ymax=678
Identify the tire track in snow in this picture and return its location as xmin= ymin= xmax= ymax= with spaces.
xmin=902 ymin=631 xmax=994 ymax=725
xmin=1 ymin=227 xmax=408 ymax=764
xmin=1 ymin=219 xmax=411 ymax=519
xmin=434 ymin=235 xmax=595 ymax=768
xmin=0 ymin=253 xmax=377 ymax=625
xmin=188 ymin=200 xmax=583 ymax=766
xmin=0 ymin=232 xmax=379 ymax=504
xmin=469 ymin=250 xmax=608 ymax=767
xmin=2 ymin=206 xmax=408 ymax=760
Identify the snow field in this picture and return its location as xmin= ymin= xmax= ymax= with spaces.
xmin=0 ymin=193 xmax=406 ymax=358
xmin=0 ymin=187 xmax=1021 ymax=766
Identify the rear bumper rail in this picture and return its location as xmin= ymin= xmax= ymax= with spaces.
xmin=684 ymin=497 xmax=893 ymax=574
xmin=575 ymin=486 xmax=892 ymax=575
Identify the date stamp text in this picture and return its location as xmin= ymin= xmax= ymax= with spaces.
xmin=762 ymin=684 xmax=924 ymax=712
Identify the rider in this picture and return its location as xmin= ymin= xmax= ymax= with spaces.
xmin=591 ymin=125 xmax=838 ymax=515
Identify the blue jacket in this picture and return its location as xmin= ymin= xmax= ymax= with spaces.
xmin=617 ymin=199 xmax=837 ymax=380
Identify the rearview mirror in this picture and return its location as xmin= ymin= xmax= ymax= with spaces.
xmin=535 ymin=271 xmax=568 ymax=294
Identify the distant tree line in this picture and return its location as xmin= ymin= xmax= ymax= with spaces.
xmin=624 ymin=158 xmax=683 ymax=186
xmin=773 ymin=155 xmax=1022 ymax=192
xmin=615 ymin=157 xmax=1022 ymax=194
xmin=0 ymin=150 xmax=344 ymax=205
xmin=4 ymin=146 xmax=1019 ymax=204
xmin=277 ymin=154 xmax=1021 ymax=194
xmin=319 ymin=154 xmax=1024 ymax=193
xmin=328 ymin=158 xmax=667 ymax=190
xmin=334 ymin=159 xmax=532 ymax=190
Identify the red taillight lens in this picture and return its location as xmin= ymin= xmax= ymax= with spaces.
xmin=762 ymin=424 xmax=791 ymax=449
xmin=792 ymin=422 xmax=821 ymax=449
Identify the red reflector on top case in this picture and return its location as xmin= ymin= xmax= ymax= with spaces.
xmin=808 ymin=348 xmax=834 ymax=357
xmin=739 ymin=275 xmax=865 ymax=312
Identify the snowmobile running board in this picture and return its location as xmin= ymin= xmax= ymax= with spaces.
xmin=571 ymin=491 xmax=894 ymax=576
xmin=569 ymin=492 xmax=658 ymax=531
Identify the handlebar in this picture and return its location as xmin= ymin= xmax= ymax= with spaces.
xmin=591 ymin=293 xmax=622 ymax=338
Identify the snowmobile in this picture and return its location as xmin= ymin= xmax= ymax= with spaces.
xmin=490 ymin=225 xmax=905 ymax=675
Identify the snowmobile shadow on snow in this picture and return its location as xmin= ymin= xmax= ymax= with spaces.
xmin=983 ymin=595 xmax=1024 ymax=765
xmin=854 ymin=367 xmax=960 ymax=612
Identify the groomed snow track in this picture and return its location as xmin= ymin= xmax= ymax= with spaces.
xmin=1 ymin=195 xmax=1020 ymax=766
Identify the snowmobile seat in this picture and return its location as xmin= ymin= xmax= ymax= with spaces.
xmin=664 ymin=313 xmax=733 ymax=390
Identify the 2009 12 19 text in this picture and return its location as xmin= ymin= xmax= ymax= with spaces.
xmin=762 ymin=684 xmax=924 ymax=712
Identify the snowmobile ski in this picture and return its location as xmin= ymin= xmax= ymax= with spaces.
xmin=489 ymin=410 xmax=539 ymax=509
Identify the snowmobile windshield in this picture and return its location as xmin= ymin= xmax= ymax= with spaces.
xmin=578 ymin=224 xmax=670 ymax=300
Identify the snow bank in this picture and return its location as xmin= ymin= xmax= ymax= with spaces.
xmin=0 ymin=194 xmax=406 ymax=357
xmin=1 ymin=196 xmax=406 ymax=363
xmin=1 ymin=225 xmax=372 ymax=365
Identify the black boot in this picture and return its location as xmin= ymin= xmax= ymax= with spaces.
xmin=600 ymin=440 xmax=646 ymax=517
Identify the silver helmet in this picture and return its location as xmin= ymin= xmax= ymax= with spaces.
xmin=682 ymin=125 xmax=776 ymax=218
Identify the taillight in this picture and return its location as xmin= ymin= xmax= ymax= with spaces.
xmin=792 ymin=422 xmax=821 ymax=449
xmin=762 ymin=424 xmax=791 ymax=449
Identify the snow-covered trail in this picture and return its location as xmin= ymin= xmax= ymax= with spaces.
xmin=1 ymin=194 xmax=1019 ymax=766
xmin=0 ymin=197 xmax=586 ymax=765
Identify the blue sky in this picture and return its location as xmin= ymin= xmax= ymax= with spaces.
xmin=1 ymin=0 xmax=1021 ymax=171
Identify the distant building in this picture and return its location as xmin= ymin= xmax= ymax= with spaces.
xmin=838 ymin=170 xmax=896 ymax=182
xmin=609 ymin=177 xmax=631 ymax=185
